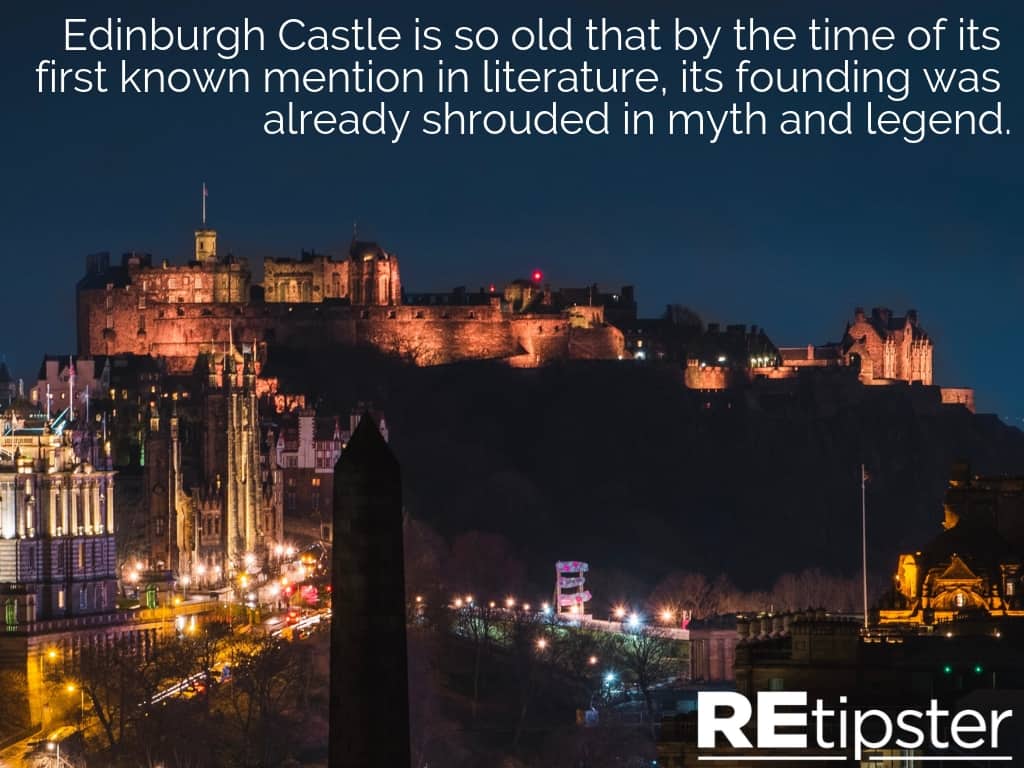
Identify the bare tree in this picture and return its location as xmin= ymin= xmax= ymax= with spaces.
xmin=225 ymin=635 xmax=307 ymax=767
xmin=497 ymin=607 xmax=546 ymax=749
xmin=608 ymin=627 xmax=678 ymax=732
xmin=453 ymin=600 xmax=501 ymax=721
xmin=649 ymin=571 xmax=723 ymax=619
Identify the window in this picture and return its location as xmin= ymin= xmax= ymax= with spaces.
xmin=79 ymin=588 xmax=88 ymax=609
xmin=1008 ymin=581 xmax=1016 ymax=597
xmin=768 ymin=678 xmax=784 ymax=691
xmin=954 ymin=592 xmax=965 ymax=607
xmin=58 ymin=589 xmax=65 ymax=609
xmin=77 ymin=542 xmax=85 ymax=570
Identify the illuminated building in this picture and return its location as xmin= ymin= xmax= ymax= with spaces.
xmin=273 ymin=406 xmax=386 ymax=544
xmin=75 ymin=195 xmax=625 ymax=372
xmin=0 ymin=409 xmax=116 ymax=622
xmin=880 ymin=465 xmax=1024 ymax=627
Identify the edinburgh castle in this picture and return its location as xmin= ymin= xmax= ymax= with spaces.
xmin=76 ymin=220 xmax=626 ymax=373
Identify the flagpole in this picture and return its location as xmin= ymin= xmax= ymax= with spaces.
xmin=861 ymin=463 xmax=868 ymax=629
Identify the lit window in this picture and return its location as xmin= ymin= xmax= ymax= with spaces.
xmin=954 ymin=592 xmax=965 ymax=607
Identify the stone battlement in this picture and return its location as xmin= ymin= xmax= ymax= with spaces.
xmin=77 ymin=242 xmax=624 ymax=371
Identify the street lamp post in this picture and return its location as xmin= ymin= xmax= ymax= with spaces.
xmin=39 ymin=648 xmax=58 ymax=730
xmin=66 ymin=683 xmax=84 ymax=725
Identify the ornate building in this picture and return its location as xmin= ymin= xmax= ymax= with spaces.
xmin=843 ymin=307 xmax=933 ymax=385
xmin=264 ymin=241 xmax=401 ymax=306
xmin=273 ymin=407 xmax=387 ymax=543
xmin=0 ymin=409 xmax=117 ymax=623
xmin=143 ymin=337 xmax=283 ymax=583
xmin=680 ymin=307 xmax=973 ymax=410
xmin=75 ymin=207 xmax=624 ymax=373
xmin=880 ymin=466 xmax=1024 ymax=626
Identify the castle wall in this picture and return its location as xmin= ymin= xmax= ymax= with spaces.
xmin=940 ymin=387 xmax=976 ymax=413
xmin=79 ymin=285 xmax=619 ymax=371
xmin=684 ymin=363 xmax=731 ymax=390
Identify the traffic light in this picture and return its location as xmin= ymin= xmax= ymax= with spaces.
xmin=942 ymin=664 xmax=953 ymax=675
xmin=973 ymin=664 xmax=985 ymax=675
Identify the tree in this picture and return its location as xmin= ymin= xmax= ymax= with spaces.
xmin=497 ymin=606 xmax=546 ymax=749
xmin=608 ymin=627 xmax=677 ymax=733
xmin=649 ymin=571 xmax=725 ymax=620
xmin=224 ymin=635 xmax=308 ymax=767
xmin=548 ymin=624 xmax=604 ymax=704
xmin=404 ymin=515 xmax=449 ymax=627
xmin=453 ymin=601 xmax=501 ymax=721
xmin=77 ymin=635 xmax=152 ymax=752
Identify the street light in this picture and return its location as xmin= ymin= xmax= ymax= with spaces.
xmin=613 ymin=605 xmax=626 ymax=620
xmin=536 ymin=637 xmax=547 ymax=651
xmin=40 ymin=648 xmax=59 ymax=730
xmin=627 ymin=612 xmax=641 ymax=630
xmin=66 ymin=682 xmax=84 ymax=723
xmin=660 ymin=608 xmax=675 ymax=624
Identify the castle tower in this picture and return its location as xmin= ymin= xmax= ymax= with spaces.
xmin=194 ymin=227 xmax=217 ymax=264
xmin=329 ymin=415 xmax=410 ymax=766
xmin=194 ymin=183 xmax=217 ymax=264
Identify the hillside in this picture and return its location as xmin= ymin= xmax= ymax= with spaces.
xmin=267 ymin=347 xmax=1024 ymax=591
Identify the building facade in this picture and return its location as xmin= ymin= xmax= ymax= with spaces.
xmin=0 ymin=411 xmax=117 ymax=624
xmin=880 ymin=465 xmax=1024 ymax=627
xmin=76 ymin=222 xmax=625 ymax=373
xmin=264 ymin=241 xmax=401 ymax=306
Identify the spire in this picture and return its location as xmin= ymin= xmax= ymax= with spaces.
xmin=202 ymin=182 xmax=208 ymax=226
xmin=68 ymin=355 xmax=75 ymax=421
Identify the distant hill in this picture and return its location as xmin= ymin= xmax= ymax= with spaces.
xmin=266 ymin=346 xmax=1024 ymax=590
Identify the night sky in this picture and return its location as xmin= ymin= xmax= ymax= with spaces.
xmin=2 ymin=1 xmax=1021 ymax=420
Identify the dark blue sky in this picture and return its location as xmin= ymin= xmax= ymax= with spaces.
xmin=2 ymin=1 xmax=1021 ymax=420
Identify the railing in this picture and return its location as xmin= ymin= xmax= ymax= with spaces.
xmin=3 ymin=599 xmax=223 ymax=636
